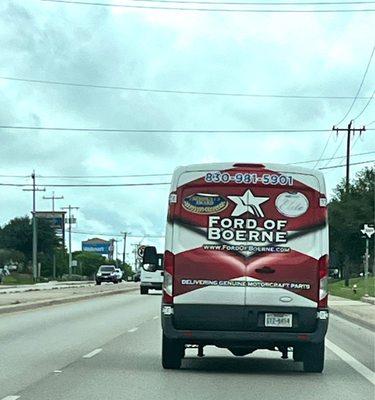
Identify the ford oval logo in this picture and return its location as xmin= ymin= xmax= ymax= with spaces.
xmin=279 ymin=296 xmax=293 ymax=303
xmin=275 ymin=192 xmax=309 ymax=218
xmin=182 ymin=193 xmax=228 ymax=215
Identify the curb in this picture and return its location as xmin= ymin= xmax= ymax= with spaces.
xmin=0 ymin=285 xmax=139 ymax=315
xmin=361 ymin=296 xmax=375 ymax=305
xmin=329 ymin=307 xmax=375 ymax=331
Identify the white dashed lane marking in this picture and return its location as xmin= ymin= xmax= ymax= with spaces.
xmin=153 ymin=316 xmax=159 ymax=320
xmin=326 ymin=339 xmax=375 ymax=385
xmin=82 ymin=348 xmax=103 ymax=359
xmin=128 ymin=327 xmax=138 ymax=333
xmin=1 ymin=396 xmax=21 ymax=400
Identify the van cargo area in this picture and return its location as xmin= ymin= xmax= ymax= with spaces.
xmin=159 ymin=163 xmax=329 ymax=372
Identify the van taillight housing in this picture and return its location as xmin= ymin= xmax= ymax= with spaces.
xmin=163 ymin=250 xmax=174 ymax=304
xmin=318 ymin=255 xmax=328 ymax=308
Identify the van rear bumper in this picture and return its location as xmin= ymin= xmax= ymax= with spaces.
xmin=141 ymin=282 xmax=162 ymax=290
xmin=162 ymin=311 xmax=328 ymax=345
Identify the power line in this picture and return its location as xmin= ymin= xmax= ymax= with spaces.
xmin=4 ymin=125 xmax=374 ymax=134
xmin=313 ymin=132 xmax=333 ymax=169
xmin=45 ymin=0 xmax=375 ymax=5
xmin=72 ymin=230 xmax=165 ymax=238
xmin=335 ymin=43 xmax=375 ymax=126
xmin=38 ymin=173 xmax=172 ymax=178
xmin=2 ymin=75 xmax=371 ymax=100
xmin=353 ymin=88 xmax=375 ymax=121
xmin=318 ymin=158 xmax=374 ymax=170
xmin=1 ymin=159 xmax=374 ymax=188
xmin=41 ymin=0 xmax=375 ymax=12
xmin=0 ymin=150 xmax=374 ymax=180
xmin=322 ymin=134 xmax=346 ymax=167
xmin=0 ymin=182 xmax=170 ymax=187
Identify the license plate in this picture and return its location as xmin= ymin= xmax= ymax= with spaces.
xmin=265 ymin=313 xmax=293 ymax=328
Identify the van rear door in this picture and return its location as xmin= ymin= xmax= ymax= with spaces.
xmin=172 ymin=177 xmax=248 ymax=331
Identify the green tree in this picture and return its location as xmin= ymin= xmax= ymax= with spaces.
xmin=328 ymin=166 xmax=374 ymax=279
xmin=0 ymin=216 xmax=61 ymax=276
xmin=73 ymin=251 xmax=106 ymax=278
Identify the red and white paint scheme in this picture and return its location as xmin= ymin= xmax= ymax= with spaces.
xmin=160 ymin=162 xmax=329 ymax=372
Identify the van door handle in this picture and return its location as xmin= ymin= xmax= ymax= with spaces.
xmin=255 ymin=267 xmax=275 ymax=274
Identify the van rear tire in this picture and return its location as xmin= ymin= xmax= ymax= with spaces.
xmin=303 ymin=341 xmax=325 ymax=373
xmin=162 ymin=334 xmax=183 ymax=369
xmin=140 ymin=287 xmax=148 ymax=295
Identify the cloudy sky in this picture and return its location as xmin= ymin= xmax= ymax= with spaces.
xmin=0 ymin=0 xmax=374 ymax=262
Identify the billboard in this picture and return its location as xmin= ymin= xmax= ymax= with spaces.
xmin=34 ymin=211 xmax=66 ymax=230
xmin=82 ymin=238 xmax=113 ymax=255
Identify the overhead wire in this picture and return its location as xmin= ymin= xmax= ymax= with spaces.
xmin=2 ymin=75 xmax=372 ymax=100
xmin=335 ymin=43 xmax=375 ymax=127
xmin=41 ymin=0 xmax=375 ymax=12
xmin=1 ymin=150 xmax=374 ymax=180
xmin=313 ymin=132 xmax=333 ymax=169
xmin=1 ymin=159 xmax=374 ymax=188
xmin=352 ymin=88 xmax=375 ymax=121
xmin=2 ymin=125 xmax=375 ymax=133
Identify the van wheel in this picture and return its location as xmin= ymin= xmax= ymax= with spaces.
xmin=140 ymin=287 xmax=148 ymax=295
xmin=162 ymin=334 xmax=183 ymax=369
xmin=303 ymin=341 xmax=325 ymax=373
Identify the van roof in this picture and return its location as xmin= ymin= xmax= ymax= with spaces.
xmin=170 ymin=162 xmax=326 ymax=193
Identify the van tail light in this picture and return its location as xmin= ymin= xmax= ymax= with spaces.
xmin=318 ymin=255 xmax=328 ymax=308
xmin=163 ymin=250 xmax=174 ymax=304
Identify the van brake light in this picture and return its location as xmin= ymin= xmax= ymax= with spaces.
xmin=163 ymin=251 xmax=174 ymax=304
xmin=318 ymin=255 xmax=328 ymax=308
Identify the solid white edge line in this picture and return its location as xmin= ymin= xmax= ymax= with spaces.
xmin=326 ymin=339 xmax=375 ymax=385
xmin=1 ymin=396 xmax=21 ymax=400
xmin=153 ymin=315 xmax=159 ymax=320
xmin=82 ymin=348 xmax=103 ymax=359
xmin=128 ymin=327 xmax=138 ymax=333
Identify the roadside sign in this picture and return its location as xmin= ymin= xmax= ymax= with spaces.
xmin=361 ymin=224 xmax=375 ymax=238
xmin=137 ymin=245 xmax=146 ymax=260
xmin=72 ymin=260 xmax=78 ymax=267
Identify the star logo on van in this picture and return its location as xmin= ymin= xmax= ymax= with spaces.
xmin=228 ymin=189 xmax=269 ymax=218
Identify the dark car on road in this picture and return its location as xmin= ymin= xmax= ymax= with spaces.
xmin=95 ymin=265 xmax=119 ymax=285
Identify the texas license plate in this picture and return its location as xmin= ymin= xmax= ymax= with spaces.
xmin=265 ymin=313 xmax=293 ymax=328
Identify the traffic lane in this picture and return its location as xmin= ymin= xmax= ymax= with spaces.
xmin=327 ymin=313 xmax=374 ymax=371
xmin=0 ymin=290 xmax=161 ymax=398
xmin=15 ymin=317 xmax=374 ymax=400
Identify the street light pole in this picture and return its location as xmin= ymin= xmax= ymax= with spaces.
xmin=121 ymin=231 xmax=129 ymax=265
xmin=22 ymin=171 xmax=45 ymax=281
xmin=43 ymin=192 xmax=64 ymax=279
xmin=61 ymin=205 xmax=79 ymax=277
xmin=43 ymin=191 xmax=64 ymax=212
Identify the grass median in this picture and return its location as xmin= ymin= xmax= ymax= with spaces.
xmin=329 ymin=276 xmax=374 ymax=300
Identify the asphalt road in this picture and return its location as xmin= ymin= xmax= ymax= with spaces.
xmin=0 ymin=291 xmax=374 ymax=400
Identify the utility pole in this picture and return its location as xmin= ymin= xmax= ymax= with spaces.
xmin=43 ymin=191 xmax=64 ymax=212
xmin=113 ymin=239 xmax=120 ymax=267
xmin=361 ymin=224 xmax=375 ymax=297
xmin=43 ymin=192 xmax=64 ymax=279
xmin=131 ymin=243 xmax=138 ymax=271
xmin=121 ymin=231 xmax=129 ymax=266
xmin=332 ymin=121 xmax=366 ymax=193
xmin=22 ymin=171 xmax=45 ymax=281
xmin=61 ymin=205 xmax=79 ymax=277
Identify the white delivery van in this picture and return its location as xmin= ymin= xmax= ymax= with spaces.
xmin=140 ymin=253 xmax=164 ymax=295
xmin=143 ymin=162 xmax=329 ymax=372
